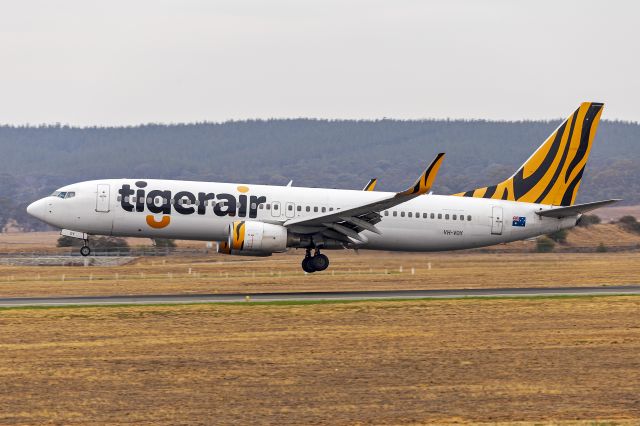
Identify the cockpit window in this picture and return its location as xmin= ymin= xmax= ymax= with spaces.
xmin=51 ymin=191 xmax=60 ymax=197
xmin=57 ymin=192 xmax=67 ymax=199
xmin=65 ymin=192 xmax=76 ymax=199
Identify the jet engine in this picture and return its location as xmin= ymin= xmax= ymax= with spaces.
xmin=217 ymin=221 xmax=288 ymax=256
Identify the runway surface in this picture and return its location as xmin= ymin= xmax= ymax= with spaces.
xmin=0 ymin=285 xmax=639 ymax=307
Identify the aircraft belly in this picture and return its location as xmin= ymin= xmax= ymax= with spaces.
xmin=112 ymin=211 xmax=229 ymax=241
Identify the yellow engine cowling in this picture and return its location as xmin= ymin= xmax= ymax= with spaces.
xmin=217 ymin=221 xmax=288 ymax=256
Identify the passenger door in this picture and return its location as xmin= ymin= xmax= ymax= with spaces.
xmin=96 ymin=184 xmax=110 ymax=213
xmin=491 ymin=206 xmax=503 ymax=235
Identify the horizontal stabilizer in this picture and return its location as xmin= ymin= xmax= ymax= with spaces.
xmin=536 ymin=199 xmax=621 ymax=218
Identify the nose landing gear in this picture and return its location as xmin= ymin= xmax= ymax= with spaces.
xmin=80 ymin=239 xmax=91 ymax=257
xmin=301 ymin=248 xmax=330 ymax=273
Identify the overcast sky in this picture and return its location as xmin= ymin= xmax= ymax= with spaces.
xmin=0 ymin=0 xmax=637 ymax=125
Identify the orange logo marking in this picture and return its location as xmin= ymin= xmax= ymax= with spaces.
xmin=237 ymin=185 xmax=249 ymax=193
xmin=146 ymin=215 xmax=171 ymax=229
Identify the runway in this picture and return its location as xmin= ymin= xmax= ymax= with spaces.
xmin=0 ymin=285 xmax=639 ymax=307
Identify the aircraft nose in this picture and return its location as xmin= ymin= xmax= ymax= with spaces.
xmin=26 ymin=199 xmax=46 ymax=220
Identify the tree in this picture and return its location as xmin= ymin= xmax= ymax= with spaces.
xmin=57 ymin=235 xmax=77 ymax=247
xmin=547 ymin=229 xmax=568 ymax=244
xmin=619 ymin=216 xmax=640 ymax=234
xmin=535 ymin=236 xmax=555 ymax=253
xmin=152 ymin=238 xmax=177 ymax=248
xmin=577 ymin=214 xmax=601 ymax=227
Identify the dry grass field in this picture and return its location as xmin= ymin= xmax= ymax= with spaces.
xmin=1 ymin=297 xmax=639 ymax=424
xmin=0 ymin=250 xmax=639 ymax=297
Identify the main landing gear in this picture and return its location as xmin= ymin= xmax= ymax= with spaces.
xmin=301 ymin=248 xmax=330 ymax=273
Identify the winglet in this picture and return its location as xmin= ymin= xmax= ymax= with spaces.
xmin=363 ymin=178 xmax=378 ymax=191
xmin=398 ymin=153 xmax=445 ymax=196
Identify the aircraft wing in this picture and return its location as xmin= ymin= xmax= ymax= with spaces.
xmin=284 ymin=153 xmax=445 ymax=242
xmin=536 ymin=199 xmax=621 ymax=218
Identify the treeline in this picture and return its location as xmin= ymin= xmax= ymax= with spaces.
xmin=1 ymin=119 xmax=638 ymax=231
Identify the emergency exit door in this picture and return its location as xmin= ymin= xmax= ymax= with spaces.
xmin=96 ymin=184 xmax=110 ymax=212
xmin=491 ymin=206 xmax=503 ymax=235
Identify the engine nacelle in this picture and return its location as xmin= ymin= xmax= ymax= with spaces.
xmin=218 ymin=221 xmax=288 ymax=256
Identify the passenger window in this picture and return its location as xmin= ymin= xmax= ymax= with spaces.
xmin=266 ymin=204 xmax=271 ymax=210
xmin=423 ymin=213 xmax=427 ymax=218
xmin=288 ymin=205 xmax=293 ymax=211
xmin=117 ymin=196 xmax=121 ymax=202
xmin=460 ymin=215 xmax=465 ymax=221
xmin=453 ymin=214 xmax=457 ymax=220
xmin=393 ymin=211 xmax=397 ymax=217
xmin=329 ymin=207 xmax=334 ymax=211
xmin=306 ymin=206 xmax=311 ymax=212
xmin=314 ymin=207 xmax=318 ymax=212
xmin=408 ymin=212 xmax=412 ymax=218
xmin=274 ymin=204 xmax=279 ymax=210
xmin=297 ymin=206 xmax=301 ymax=211
xmin=438 ymin=213 xmax=442 ymax=219
xmin=322 ymin=207 xmax=326 ymax=213
xmin=384 ymin=211 xmax=389 ymax=216
xmin=401 ymin=212 xmax=405 ymax=217
xmin=258 ymin=204 xmax=263 ymax=210
xmin=445 ymin=214 xmax=450 ymax=220
xmin=467 ymin=215 xmax=472 ymax=221
xmin=415 ymin=212 xmax=419 ymax=218
xmin=430 ymin=213 xmax=435 ymax=219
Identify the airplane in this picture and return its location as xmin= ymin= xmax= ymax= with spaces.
xmin=27 ymin=102 xmax=619 ymax=272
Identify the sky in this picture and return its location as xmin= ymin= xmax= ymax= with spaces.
xmin=0 ymin=0 xmax=638 ymax=125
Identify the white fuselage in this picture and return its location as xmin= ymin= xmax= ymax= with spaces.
xmin=27 ymin=179 xmax=577 ymax=251
xmin=29 ymin=179 xmax=578 ymax=251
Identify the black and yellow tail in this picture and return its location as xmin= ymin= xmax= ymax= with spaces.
xmin=454 ymin=102 xmax=604 ymax=206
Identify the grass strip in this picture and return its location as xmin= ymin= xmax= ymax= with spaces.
xmin=0 ymin=293 xmax=639 ymax=311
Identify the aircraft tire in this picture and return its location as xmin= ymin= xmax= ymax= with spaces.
xmin=302 ymin=257 xmax=316 ymax=273
xmin=311 ymin=254 xmax=329 ymax=271
xmin=80 ymin=246 xmax=91 ymax=257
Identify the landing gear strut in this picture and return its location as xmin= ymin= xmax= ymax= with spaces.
xmin=301 ymin=248 xmax=330 ymax=273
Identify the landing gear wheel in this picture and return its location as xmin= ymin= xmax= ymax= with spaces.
xmin=80 ymin=246 xmax=91 ymax=257
xmin=302 ymin=256 xmax=316 ymax=273
xmin=311 ymin=253 xmax=329 ymax=271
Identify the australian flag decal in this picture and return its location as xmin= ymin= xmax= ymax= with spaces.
xmin=512 ymin=216 xmax=526 ymax=227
